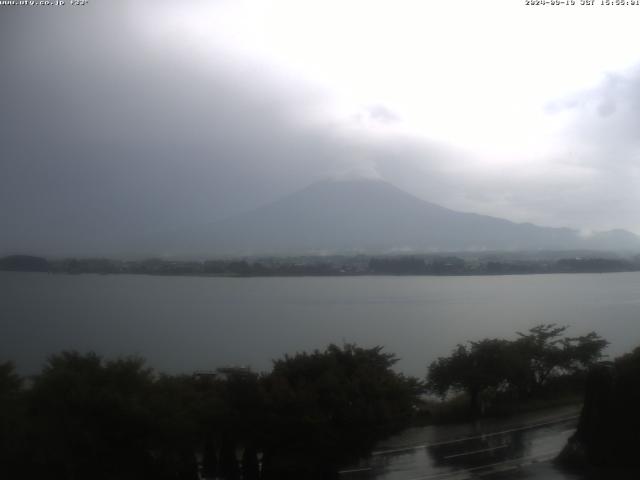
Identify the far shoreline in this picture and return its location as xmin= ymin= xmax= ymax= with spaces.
xmin=2 ymin=251 xmax=640 ymax=278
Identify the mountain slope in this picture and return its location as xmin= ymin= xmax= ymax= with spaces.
xmin=150 ymin=178 xmax=640 ymax=257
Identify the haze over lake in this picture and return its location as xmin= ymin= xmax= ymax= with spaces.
xmin=3 ymin=271 xmax=640 ymax=377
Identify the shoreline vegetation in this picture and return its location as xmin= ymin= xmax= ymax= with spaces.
xmin=557 ymin=347 xmax=640 ymax=473
xmin=0 ymin=325 xmax=620 ymax=479
xmin=2 ymin=252 xmax=640 ymax=277
xmin=1 ymin=345 xmax=421 ymax=480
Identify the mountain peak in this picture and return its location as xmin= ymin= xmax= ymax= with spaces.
xmin=326 ymin=166 xmax=385 ymax=183
xmin=151 ymin=179 xmax=640 ymax=256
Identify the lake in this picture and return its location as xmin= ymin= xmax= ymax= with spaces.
xmin=2 ymin=271 xmax=640 ymax=376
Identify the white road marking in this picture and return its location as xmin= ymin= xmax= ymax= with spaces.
xmin=370 ymin=414 xmax=578 ymax=456
xmin=443 ymin=444 xmax=509 ymax=460
xmin=338 ymin=467 xmax=373 ymax=474
xmin=404 ymin=449 xmax=559 ymax=480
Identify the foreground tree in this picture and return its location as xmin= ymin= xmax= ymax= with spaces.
xmin=514 ymin=324 xmax=608 ymax=395
xmin=25 ymin=351 xmax=200 ymax=480
xmin=0 ymin=362 xmax=24 ymax=476
xmin=558 ymin=345 xmax=640 ymax=469
xmin=427 ymin=325 xmax=608 ymax=417
xmin=262 ymin=344 xmax=424 ymax=478
xmin=427 ymin=339 xmax=512 ymax=417
xmin=1 ymin=345 xmax=423 ymax=480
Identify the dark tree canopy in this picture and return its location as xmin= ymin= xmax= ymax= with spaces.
xmin=427 ymin=324 xmax=608 ymax=417
xmin=263 ymin=344 xmax=424 ymax=477
xmin=427 ymin=339 xmax=513 ymax=417
xmin=559 ymin=345 xmax=640 ymax=469
xmin=0 ymin=345 xmax=424 ymax=480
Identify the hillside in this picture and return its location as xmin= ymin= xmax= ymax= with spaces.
xmin=147 ymin=178 xmax=640 ymax=257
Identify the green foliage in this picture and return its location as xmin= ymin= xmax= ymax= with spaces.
xmin=0 ymin=361 xmax=21 ymax=397
xmin=427 ymin=324 xmax=608 ymax=417
xmin=268 ymin=344 xmax=421 ymax=427
xmin=428 ymin=340 xmax=512 ymax=396
xmin=26 ymin=352 xmax=165 ymax=479
xmin=0 ymin=345 xmax=423 ymax=480
xmin=559 ymin=346 xmax=640 ymax=468
xmin=427 ymin=339 xmax=513 ymax=416
xmin=2 ymin=333 xmax=608 ymax=478
xmin=262 ymin=344 xmax=424 ymax=477
xmin=514 ymin=324 xmax=608 ymax=394
xmin=0 ymin=362 xmax=24 ymax=473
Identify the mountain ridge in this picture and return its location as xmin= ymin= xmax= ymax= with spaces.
xmin=146 ymin=178 xmax=640 ymax=257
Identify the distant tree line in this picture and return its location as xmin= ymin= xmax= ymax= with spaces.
xmin=0 ymin=344 xmax=423 ymax=480
xmin=2 ymin=253 xmax=640 ymax=277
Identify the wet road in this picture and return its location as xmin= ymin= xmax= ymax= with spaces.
xmin=340 ymin=406 xmax=583 ymax=480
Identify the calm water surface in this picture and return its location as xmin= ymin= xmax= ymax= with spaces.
xmin=2 ymin=271 xmax=640 ymax=375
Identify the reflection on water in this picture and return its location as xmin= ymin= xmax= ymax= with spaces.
xmin=341 ymin=406 xmax=580 ymax=479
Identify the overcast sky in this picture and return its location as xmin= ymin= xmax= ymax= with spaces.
xmin=2 ymin=0 xmax=640 ymax=255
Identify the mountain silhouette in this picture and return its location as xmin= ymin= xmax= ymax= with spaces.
xmin=149 ymin=178 xmax=640 ymax=257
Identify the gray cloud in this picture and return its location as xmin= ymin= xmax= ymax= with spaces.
xmin=0 ymin=3 xmax=389 ymax=255
xmin=364 ymin=105 xmax=401 ymax=124
xmin=2 ymin=1 xmax=640 ymax=256
xmin=461 ymin=68 xmax=640 ymax=232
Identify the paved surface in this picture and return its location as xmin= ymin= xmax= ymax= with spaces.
xmin=339 ymin=406 xmax=583 ymax=480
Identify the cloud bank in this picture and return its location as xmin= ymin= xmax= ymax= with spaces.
xmin=1 ymin=1 xmax=640 ymax=255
